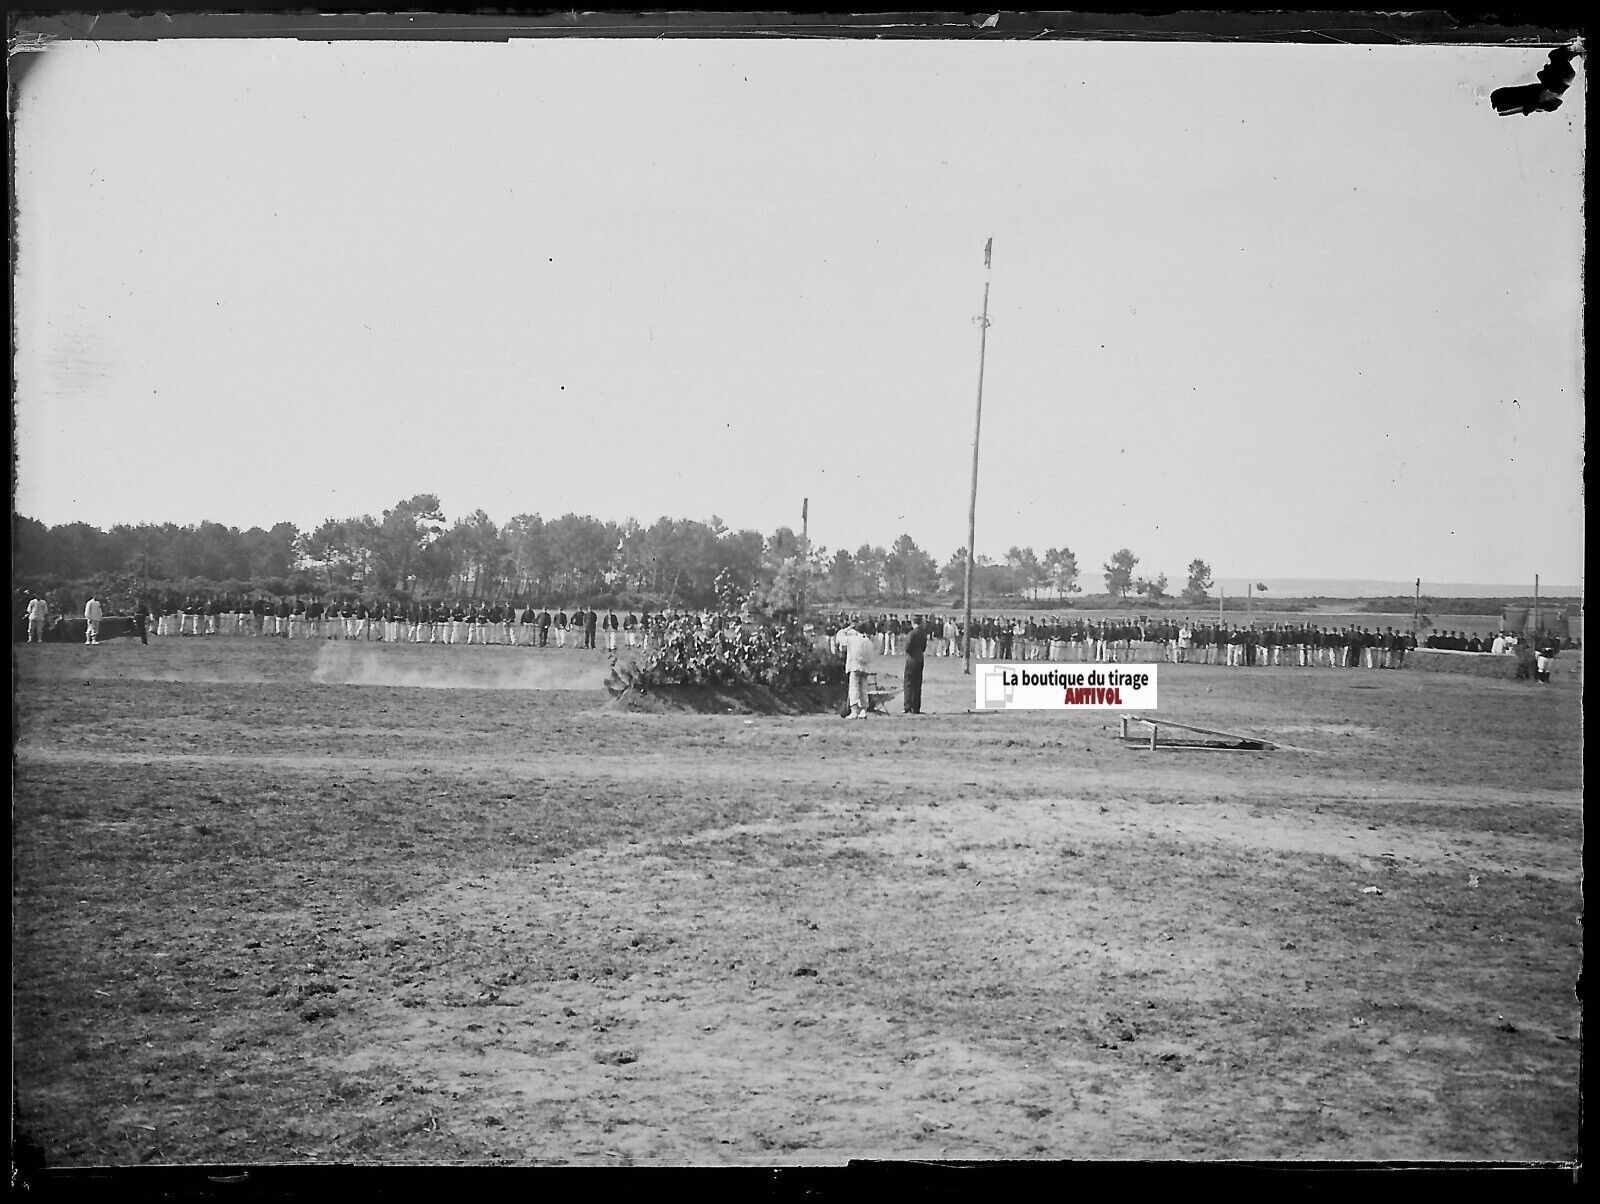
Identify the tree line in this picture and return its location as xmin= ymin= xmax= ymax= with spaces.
xmin=12 ymin=497 xmax=1215 ymax=611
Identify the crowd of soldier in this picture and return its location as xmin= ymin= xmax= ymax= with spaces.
xmin=142 ymin=596 xmax=677 ymax=651
xmin=1424 ymin=630 xmax=1528 ymax=653
xmin=17 ymin=592 xmax=1565 ymax=671
xmin=819 ymin=613 xmax=1434 ymax=669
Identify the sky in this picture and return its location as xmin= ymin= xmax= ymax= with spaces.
xmin=11 ymin=34 xmax=1585 ymax=590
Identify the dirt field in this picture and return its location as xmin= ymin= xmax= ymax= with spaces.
xmin=12 ymin=636 xmax=1583 ymax=1166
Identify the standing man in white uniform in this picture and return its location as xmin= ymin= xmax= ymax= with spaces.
xmin=84 ymin=594 xmax=104 ymax=645
xmin=26 ymin=595 xmax=48 ymax=642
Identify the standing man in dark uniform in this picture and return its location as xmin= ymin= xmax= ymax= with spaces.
xmin=584 ymin=605 xmax=599 ymax=650
xmin=902 ymin=618 xmax=929 ymax=715
xmin=538 ymin=604 xmax=552 ymax=647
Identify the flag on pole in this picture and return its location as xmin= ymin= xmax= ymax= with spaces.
xmin=984 ymin=237 xmax=993 ymax=270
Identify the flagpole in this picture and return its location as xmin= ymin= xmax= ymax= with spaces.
xmin=963 ymin=237 xmax=993 ymax=676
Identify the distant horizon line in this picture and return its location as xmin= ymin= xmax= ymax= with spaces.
xmin=1206 ymin=577 xmax=1582 ymax=600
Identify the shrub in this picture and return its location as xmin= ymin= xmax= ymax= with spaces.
xmin=1405 ymin=649 xmax=1525 ymax=680
xmin=623 ymin=614 xmax=844 ymax=691
xmin=619 ymin=576 xmax=845 ymax=692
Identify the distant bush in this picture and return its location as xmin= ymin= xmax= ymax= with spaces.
xmin=1407 ymin=649 xmax=1527 ymax=680
xmin=617 ymin=571 xmax=844 ymax=692
xmin=618 ymin=617 xmax=842 ymax=691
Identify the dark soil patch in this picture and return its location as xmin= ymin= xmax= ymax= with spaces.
xmin=608 ymin=683 xmax=842 ymax=715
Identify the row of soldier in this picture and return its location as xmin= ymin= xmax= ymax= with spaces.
xmin=29 ymin=592 xmax=1548 ymax=670
xmin=820 ymin=613 xmax=1423 ymax=668
xmin=1424 ymin=630 xmax=1541 ymax=653
xmin=148 ymin=597 xmax=692 ymax=650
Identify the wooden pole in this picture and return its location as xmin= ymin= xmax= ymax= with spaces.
xmin=1413 ymin=577 xmax=1420 ymax=637
xmin=1533 ymin=573 xmax=1539 ymax=634
xmin=799 ymin=497 xmax=808 ymax=622
xmin=963 ymin=237 xmax=993 ymax=676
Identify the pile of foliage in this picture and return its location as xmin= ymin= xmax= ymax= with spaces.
xmin=612 ymin=571 xmax=845 ymax=693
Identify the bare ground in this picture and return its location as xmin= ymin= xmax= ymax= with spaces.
xmin=11 ymin=638 xmax=1582 ymax=1165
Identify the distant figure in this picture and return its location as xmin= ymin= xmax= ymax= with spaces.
xmin=83 ymin=595 xmax=104 ymax=645
xmin=25 ymin=595 xmax=48 ymax=643
xmin=1535 ymin=639 xmax=1559 ymax=684
xmin=1385 ymin=628 xmax=1404 ymax=669
xmin=902 ymin=620 xmax=929 ymax=715
xmin=134 ymin=601 xmax=150 ymax=645
xmin=834 ymin=621 xmax=875 ymax=720
xmin=1512 ymin=637 xmax=1536 ymax=680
